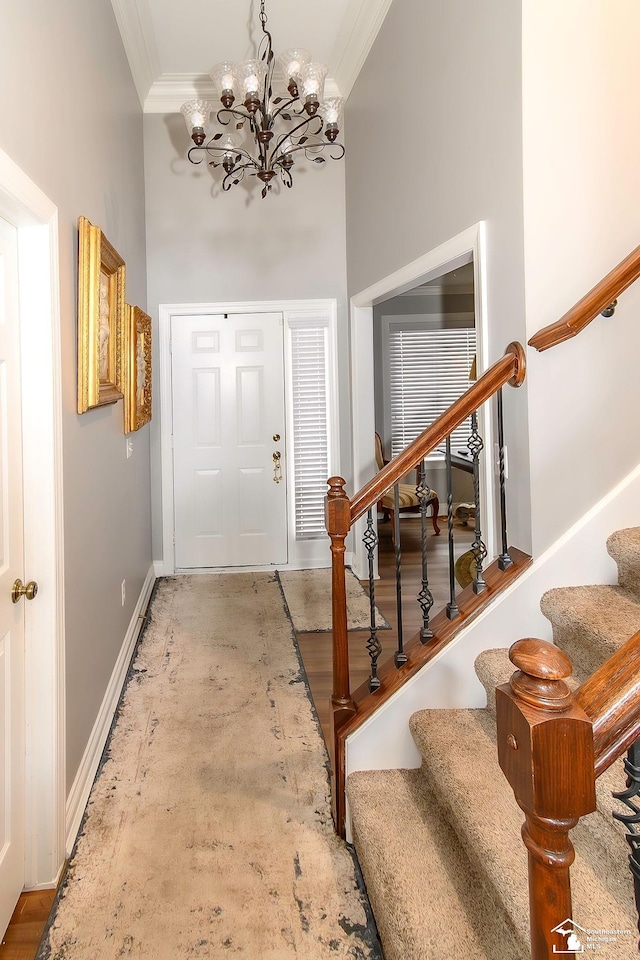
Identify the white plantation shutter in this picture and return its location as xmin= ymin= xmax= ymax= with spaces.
xmin=290 ymin=323 xmax=330 ymax=539
xmin=389 ymin=324 xmax=476 ymax=459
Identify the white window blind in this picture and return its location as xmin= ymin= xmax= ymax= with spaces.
xmin=389 ymin=325 xmax=476 ymax=459
xmin=290 ymin=324 xmax=330 ymax=540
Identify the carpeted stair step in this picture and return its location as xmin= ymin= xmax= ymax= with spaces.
xmin=409 ymin=708 xmax=636 ymax=951
xmin=472 ymin=648 xmax=628 ymax=866
xmin=540 ymin=584 xmax=640 ymax=679
xmin=607 ymin=527 xmax=640 ymax=602
xmin=347 ymin=768 xmax=525 ymax=960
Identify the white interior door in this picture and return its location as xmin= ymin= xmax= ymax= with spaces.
xmin=0 ymin=216 xmax=25 ymax=935
xmin=172 ymin=313 xmax=287 ymax=568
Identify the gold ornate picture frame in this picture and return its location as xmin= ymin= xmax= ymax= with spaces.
xmin=77 ymin=216 xmax=126 ymax=413
xmin=124 ymin=305 xmax=152 ymax=433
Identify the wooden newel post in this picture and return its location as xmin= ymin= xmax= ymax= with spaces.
xmin=326 ymin=477 xmax=356 ymax=835
xmin=496 ymin=639 xmax=596 ymax=960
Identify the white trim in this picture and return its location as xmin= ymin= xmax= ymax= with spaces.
xmin=349 ymin=222 xmax=494 ymax=574
xmin=65 ymin=566 xmax=156 ymax=854
xmin=144 ymin=73 xmax=341 ymax=114
xmin=329 ymin=0 xmax=394 ymax=100
xmin=110 ymin=0 xmax=160 ymax=109
xmin=0 ymin=147 xmax=66 ymax=890
xmin=159 ymin=300 xmax=339 ymax=576
xmin=398 ymin=283 xmax=475 ymax=298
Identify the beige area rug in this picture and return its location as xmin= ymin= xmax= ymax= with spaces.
xmin=38 ymin=574 xmax=382 ymax=960
xmin=277 ymin=568 xmax=390 ymax=632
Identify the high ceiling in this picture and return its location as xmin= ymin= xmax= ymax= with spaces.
xmin=110 ymin=0 xmax=394 ymax=112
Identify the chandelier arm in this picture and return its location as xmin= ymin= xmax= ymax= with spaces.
xmin=221 ymin=162 xmax=255 ymax=190
xmin=217 ymin=105 xmax=253 ymax=127
xmin=269 ymin=96 xmax=301 ymax=124
xmin=205 ymin=144 xmax=262 ymax=170
xmin=302 ymin=141 xmax=346 ymax=162
xmin=187 ymin=145 xmax=207 ymax=165
xmin=270 ymin=113 xmax=324 ymax=164
xmin=279 ymin=165 xmax=294 ymax=189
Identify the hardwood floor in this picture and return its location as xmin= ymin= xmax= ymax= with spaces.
xmin=297 ymin=516 xmax=474 ymax=746
xmin=0 ymin=891 xmax=56 ymax=960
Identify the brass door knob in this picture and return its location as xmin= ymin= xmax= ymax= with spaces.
xmin=11 ymin=579 xmax=38 ymax=604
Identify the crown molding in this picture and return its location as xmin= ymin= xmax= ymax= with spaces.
xmin=329 ymin=0 xmax=394 ymax=100
xmin=111 ymin=0 xmax=160 ymax=109
xmin=143 ymin=73 xmax=341 ymax=114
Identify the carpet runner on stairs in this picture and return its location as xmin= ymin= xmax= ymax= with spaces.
xmin=347 ymin=527 xmax=640 ymax=959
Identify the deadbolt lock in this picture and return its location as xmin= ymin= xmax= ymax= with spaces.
xmin=273 ymin=434 xmax=281 ymax=442
xmin=11 ymin=578 xmax=39 ymax=604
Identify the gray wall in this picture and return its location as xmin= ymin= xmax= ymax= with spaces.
xmin=144 ymin=113 xmax=349 ymax=561
xmin=521 ymin=0 xmax=640 ymax=554
xmin=0 ymin=0 xmax=151 ymax=791
xmin=345 ymin=0 xmax=531 ymax=551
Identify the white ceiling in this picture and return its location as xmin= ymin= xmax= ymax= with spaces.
xmin=110 ymin=0 xmax=394 ymax=113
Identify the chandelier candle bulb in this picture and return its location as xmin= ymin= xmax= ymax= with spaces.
xmin=180 ymin=0 xmax=344 ymax=196
xmin=180 ymin=99 xmax=214 ymax=145
xmin=278 ymin=48 xmax=311 ymax=83
xmin=210 ymin=61 xmax=239 ymax=107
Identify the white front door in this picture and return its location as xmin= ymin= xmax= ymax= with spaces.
xmin=0 ymin=216 xmax=26 ymax=935
xmin=172 ymin=313 xmax=288 ymax=568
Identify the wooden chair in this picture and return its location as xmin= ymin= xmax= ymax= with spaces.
xmin=375 ymin=433 xmax=440 ymax=536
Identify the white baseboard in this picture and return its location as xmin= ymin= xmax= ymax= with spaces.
xmin=65 ymin=565 xmax=156 ymax=854
xmin=153 ymin=559 xmax=166 ymax=578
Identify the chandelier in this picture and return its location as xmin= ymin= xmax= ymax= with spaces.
xmin=180 ymin=0 xmax=345 ymax=198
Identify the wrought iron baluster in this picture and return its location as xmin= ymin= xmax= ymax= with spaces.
xmin=612 ymin=740 xmax=640 ymax=951
xmin=393 ymin=483 xmax=407 ymax=667
xmin=363 ymin=509 xmax=382 ymax=692
xmin=445 ymin=437 xmax=459 ymax=619
xmin=468 ymin=411 xmax=487 ymax=594
xmin=416 ymin=461 xmax=434 ymax=641
xmin=497 ymin=387 xmax=513 ymax=570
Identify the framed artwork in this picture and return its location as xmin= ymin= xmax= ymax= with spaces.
xmin=77 ymin=216 xmax=126 ymax=413
xmin=124 ymin=305 xmax=152 ymax=433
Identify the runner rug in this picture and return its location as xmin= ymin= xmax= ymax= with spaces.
xmin=277 ymin=568 xmax=389 ymax=632
xmin=38 ymin=573 xmax=382 ymax=960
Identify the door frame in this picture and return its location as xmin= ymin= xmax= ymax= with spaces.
xmin=349 ymin=222 xmax=494 ymax=577
xmin=0 ymin=148 xmax=65 ymax=888
xmin=158 ymin=299 xmax=339 ymax=575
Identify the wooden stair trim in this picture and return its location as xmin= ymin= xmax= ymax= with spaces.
xmin=336 ymin=547 xmax=532 ymax=744
xmin=528 ymin=244 xmax=640 ymax=352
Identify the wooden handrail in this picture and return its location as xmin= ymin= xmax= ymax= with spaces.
xmin=350 ymin=341 xmax=526 ymax=524
xmin=529 ymin=244 xmax=640 ymax=352
xmin=575 ymin=629 xmax=640 ymax=778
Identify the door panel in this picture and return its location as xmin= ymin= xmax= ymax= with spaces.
xmin=0 ymin=216 xmax=25 ymax=936
xmin=172 ymin=313 xmax=287 ymax=568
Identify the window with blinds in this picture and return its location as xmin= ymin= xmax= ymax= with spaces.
xmin=290 ymin=323 xmax=330 ymax=540
xmin=388 ymin=324 xmax=476 ymax=459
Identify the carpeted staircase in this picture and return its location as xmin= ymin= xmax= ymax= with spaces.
xmin=347 ymin=527 xmax=640 ymax=959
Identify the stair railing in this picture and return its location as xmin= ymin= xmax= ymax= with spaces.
xmin=497 ymin=634 xmax=640 ymax=959
xmin=528 ymin=244 xmax=640 ymax=352
xmin=326 ymin=341 xmax=527 ymax=835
